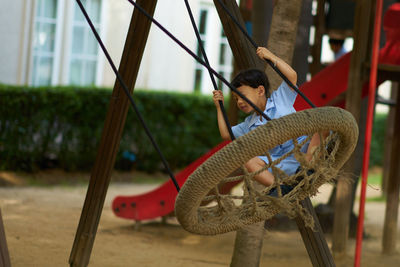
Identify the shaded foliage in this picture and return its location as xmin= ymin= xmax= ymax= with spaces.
xmin=0 ymin=84 xmax=387 ymax=173
xmin=0 ymin=85 xmax=221 ymax=172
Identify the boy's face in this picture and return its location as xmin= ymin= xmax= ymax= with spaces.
xmin=329 ymin=43 xmax=341 ymax=53
xmin=233 ymin=85 xmax=266 ymax=114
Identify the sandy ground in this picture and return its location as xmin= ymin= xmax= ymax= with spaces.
xmin=1 ymin=171 xmax=400 ymax=267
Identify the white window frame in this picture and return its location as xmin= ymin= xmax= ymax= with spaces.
xmin=66 ymin=0 xmax=106 ymax=86
xmin=29 ymin=0 xmax=106 ymax=87
xmin=194 ymin=2 xmax=233 ymax=94
xmin=30 ymin=0 xmax=65 ymax=86
xmin=217 ymin=29 xmax=233 ymax=95
xmin=193 ymin=4 xmax=212 ymax=93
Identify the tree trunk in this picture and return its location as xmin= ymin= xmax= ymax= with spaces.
xmin=230 ymin=1 xmax=303 ymax=267
xmin=265 ymin=0 xmax=303 ymax=91
xmin=230 ymin=213 xmax=265 ymax=267
xmin=251 ymin=0 xmax=274 ymax=47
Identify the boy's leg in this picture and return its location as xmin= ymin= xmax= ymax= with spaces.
xmin=306 ymin=132 xmax=329 ymax=162
xmin=305 ymin=133 xmax=320 ymax=162
xmin=244 ymin=157 xmax=274 ymax=186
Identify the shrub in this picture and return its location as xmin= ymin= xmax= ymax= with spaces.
xmin=0 ymin=84 xmax=221 ymax=172
xmin=0 ymin=84 xmax=388 ymax=172
xmin=369 ymin=112 xmax=387 ymax=167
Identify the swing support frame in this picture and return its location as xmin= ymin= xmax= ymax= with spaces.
xmin=70 ymin=1 xmax=337 ymax=266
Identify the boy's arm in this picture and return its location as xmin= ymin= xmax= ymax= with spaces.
xmin=216 ymin=108 xmax=231 ymax=141
xmin=256 ymin=47 xmax=297 ymax=87
xmin=213 ymin=90 xmax=231 ymax=141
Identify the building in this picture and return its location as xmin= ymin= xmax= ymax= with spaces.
xmin=0 ymin=0 xmax=234 ymax=94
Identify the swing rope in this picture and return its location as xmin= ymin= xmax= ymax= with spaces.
xmin=214 ymin=0 xmax=316 ymax=108
xmin=75 ymin=0 xmax=181 ymax=191
xmin=183 ymin=0 xmax=236 ymax=141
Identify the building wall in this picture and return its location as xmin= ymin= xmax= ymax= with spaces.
xmin=137 ymin=0 xmax=198 ymax=93
xmin=0 ymin=1 xmax=33 ymax=85
xmin=0 ymin=0 xmax=230 ymax=94
xmin=101 ymin=1 xmax=199 ymax=93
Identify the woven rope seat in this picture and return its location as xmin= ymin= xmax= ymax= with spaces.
xmin=175 ymin=107 xmax=358 ymax=235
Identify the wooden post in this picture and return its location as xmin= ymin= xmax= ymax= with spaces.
xmin=295 ymin=199 xmax=335 ymax=267
xmin=309 ymin=0 xmax=326 ymax=76
xmin=0 ymin=209 xmax=11 ymax=267
xmin=293 ymin=0 xmax=313 ymax=86
xmin=214 ymin=0 xmax=264 ymax=71
xmin=227 ymin=0 xmax=259 ymax=126
xmin=69 ymin=1 xmax=157 ymax=266
xmin=332 ymin=0 xmax=374 ymax=256
xmin=381 ymin=82 xmax=398 ymax=195
xmin=382 ymin=83 xmax=400 ymax=254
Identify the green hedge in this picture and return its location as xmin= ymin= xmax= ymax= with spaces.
xmin=369 ymin=113 xmax=387 ymax=167
xmin=0 ymin=84 xmax=221 ymax=172
xmin=0 ymin=84 xmax=388 ymax=172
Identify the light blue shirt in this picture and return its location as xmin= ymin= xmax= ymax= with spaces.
xmin=334 ymin=46 xmax=347 ymax=60
xmin=232 ymin=82 xmax=308 ymax=175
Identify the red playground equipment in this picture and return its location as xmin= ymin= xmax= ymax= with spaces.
xmin=112 ymin=141 xmax=238 ymax=221
xmin=294 ymin=2 xmax=400 ymax=111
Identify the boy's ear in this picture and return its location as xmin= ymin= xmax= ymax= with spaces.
xmin=257 ymin=85 xmax=265 ymax=96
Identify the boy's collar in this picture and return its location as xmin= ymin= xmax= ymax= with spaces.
xmin=266 ymin=97 xmax=275 ymax=111
xmin=248 ymin=103 xmax=271 ymax=128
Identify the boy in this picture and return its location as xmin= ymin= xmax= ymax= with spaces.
xmin=328 ymin=38 xmax=347 ymax=61
xmin=213 ymin=47 xmax=308 ymax=188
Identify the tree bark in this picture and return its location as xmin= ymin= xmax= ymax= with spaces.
xmin=230 ymin=1 xmax=303 ymax=267
xmin=251 ymin=0 xmax=274 ymax=47
xmin=265 ymin=0 xmax=303 ymax=91
xmin=230 ymin=214 xmax=265 ymax=267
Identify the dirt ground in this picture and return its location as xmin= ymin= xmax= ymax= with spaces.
xmin=1 ymin=170 xmax=400 ymax=267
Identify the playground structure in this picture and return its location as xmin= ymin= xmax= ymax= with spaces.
xmin=316 ymin=0 xmax=400 ymax=260
xmin=64 ymin=0 xmax=400 ymax=267
xmin=112 ymin=19 xmax=400 ymax=222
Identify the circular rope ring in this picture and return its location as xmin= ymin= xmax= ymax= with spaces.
xmin=175 ymin=107 xmax=358 ymax=235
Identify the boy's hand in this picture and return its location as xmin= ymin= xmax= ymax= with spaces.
xmin=212 ymin=90 xmax=224 ymax=108
xmin=256 ymin=47 xmax=276 ymax=62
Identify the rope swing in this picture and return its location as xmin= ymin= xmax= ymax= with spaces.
xmin=175 ymin=107 xmax=358 ymax=235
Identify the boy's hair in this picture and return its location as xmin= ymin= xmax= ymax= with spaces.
xmin=329 ymin=38 xmax=345 ymax=46
xmin=231 ymin=69 xmax=270 ymax=98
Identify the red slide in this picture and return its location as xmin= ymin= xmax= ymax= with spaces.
xmin=112 ymin=140 xmax=238 ymax=221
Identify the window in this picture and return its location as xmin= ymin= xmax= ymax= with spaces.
xmin=30 ymin=0 xmax=104 ymax=87
xmin=193 ymin=6 xmax=233 ymax=94
xmin=31 ymin=0 xmax=60 ymax=86
xmin=217 ymin=29 xmax=233 ymax=93
xmin=193 ymin=8 xmax=208 ymax=93
xmin=69 ymin=0 xmax=102 ymax=86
